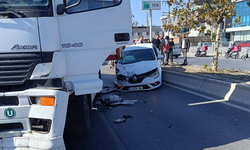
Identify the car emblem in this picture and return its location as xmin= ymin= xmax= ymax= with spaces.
xmin=133 ymin=76 xmax=137 ymax=82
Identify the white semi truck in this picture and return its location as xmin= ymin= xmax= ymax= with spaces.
xmin=0 ymin=0 xmax=132 ymax=149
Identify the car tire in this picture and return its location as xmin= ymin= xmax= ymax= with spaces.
xmin=64 ymin=94 xmax=91 ymax=138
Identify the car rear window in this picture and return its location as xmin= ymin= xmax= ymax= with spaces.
xmin=121 ymin=48 xmax=155 ymax=64
xmin=174 ymin=44 xmax=180 ymax=48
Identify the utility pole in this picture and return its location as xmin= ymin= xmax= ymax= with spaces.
xmin=162 ymin=1 xmax=171 ymax=36
xmin=146 ymin=11 xmax=149 ymax=26
xmin=141 ymin=1 xmax=161 ymax=42
xmin=168 ymin=4 xmax=170 ymax=36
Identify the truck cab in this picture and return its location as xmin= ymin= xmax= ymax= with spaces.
xmin=0 ymin=0 xmax=132 ymax=149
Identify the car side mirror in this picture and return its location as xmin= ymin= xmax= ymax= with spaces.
xmin=158 ymin=55 xmax=163 ymax=59
xmin=57 ymin=4 xmax=65 ymax=15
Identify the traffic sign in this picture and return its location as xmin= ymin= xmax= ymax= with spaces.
xmin=141 ymin=1 xmax=161 ymax=10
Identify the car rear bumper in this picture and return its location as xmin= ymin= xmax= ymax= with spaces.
xmin=0 ymin=89 xmax=69 ymax=150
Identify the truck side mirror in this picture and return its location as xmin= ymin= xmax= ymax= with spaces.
xmin=57 ymin=4 xmax=65 ymax=15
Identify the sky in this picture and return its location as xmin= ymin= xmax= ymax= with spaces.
xmin=130 ymin=0 xmax=171 ymax=26
xmin=130 ymin=0 xmax=187 ymax=26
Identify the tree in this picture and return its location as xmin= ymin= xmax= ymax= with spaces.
xmin=131 ymin=12 xmax=138 ymax=28
xmin=167 ymin=0 xmax=241 ymax=71
xmin=248 ymin=0 xmax=250 ymax=7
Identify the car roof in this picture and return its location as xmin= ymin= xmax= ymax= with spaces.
xmin=124 ymin=44 xmax=154 ymax=51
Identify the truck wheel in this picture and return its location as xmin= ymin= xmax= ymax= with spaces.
xmin=65 ymin=94 xmax=91 ymax=137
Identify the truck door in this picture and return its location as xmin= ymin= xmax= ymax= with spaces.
xmin=55 ymin=0 xmax=132 ymax=79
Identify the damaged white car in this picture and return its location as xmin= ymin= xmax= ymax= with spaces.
xmin=115 ymin=44 xmax=163 ymax=91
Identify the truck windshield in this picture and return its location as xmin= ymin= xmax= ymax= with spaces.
xmin=0 ymin=0 xmax=52 ymax=17
xmin=0 ymin=0 xmax=49 ymax=7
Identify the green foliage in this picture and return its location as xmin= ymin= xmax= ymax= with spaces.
xmin=168 ymin=0 xmax=241 ymax=36
xmin=202 ymin=64 xmax=208 ymax=69
xmin=248 ymin=0 xmax=250 ymax=7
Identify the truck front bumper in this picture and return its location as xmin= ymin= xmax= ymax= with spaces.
xmin=0 ymin=89 xmax=69 ymax=150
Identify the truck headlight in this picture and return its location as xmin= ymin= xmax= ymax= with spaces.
xmin=148 ymin=69 xmax=159 ymax=78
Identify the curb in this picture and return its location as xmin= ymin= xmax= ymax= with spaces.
xmin=162 ymin=70 xmax=250 ymax=107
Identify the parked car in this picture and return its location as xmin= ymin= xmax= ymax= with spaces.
xmin=115 ymin=44 xmax=162 ymax=91
xmin=173 ymin=43 xmax=181 ymax=58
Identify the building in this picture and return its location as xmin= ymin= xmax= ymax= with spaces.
xmin=132 ymin=26 xmax=163 ymax=41
xmin=160 ymin=14 xmax=214 ymax=44
xmin=224 ymin=0 xmax=250 ymax=42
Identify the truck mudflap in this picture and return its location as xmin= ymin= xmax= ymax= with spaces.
xmin=0 ymin=89 xmax=69 ymax=150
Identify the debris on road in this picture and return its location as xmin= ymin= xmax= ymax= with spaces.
xmin=111 ymin=100 xmax=138 ymax=106
xmin=114 ymin=115 xmax=133 ymax=123
xmin=114 ymin=118 xmax=126 ymax=123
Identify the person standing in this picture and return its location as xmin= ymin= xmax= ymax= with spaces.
xmin=137 ymin=36 xmax=144 ymax=44
xmin=180 ymin=33 xmax=190 ymax=65
xmin=166 ymin=38 xmax=174 ymax=64
xmin=152 ymin=35 xmax=161 ymax=50
xmin=160 ymin=34 xmax=165 ymax=55
xmin=163 ymin=36 xmax=170 ymax=65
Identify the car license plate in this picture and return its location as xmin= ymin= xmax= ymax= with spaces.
xmin=129 ymin=86 xmax=143 ymax=91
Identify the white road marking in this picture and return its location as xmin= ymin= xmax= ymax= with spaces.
xmin=163 ymin=82 xmax=250 ymax=113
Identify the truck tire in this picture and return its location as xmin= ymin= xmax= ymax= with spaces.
xmin=64 ymin=94 xmax=91 ymax=137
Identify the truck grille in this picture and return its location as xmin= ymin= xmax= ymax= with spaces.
xmin=0 ymin=53 xmax=52 ymax=86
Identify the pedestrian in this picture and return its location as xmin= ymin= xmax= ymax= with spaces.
xmin=147 ymin=39 xmax=151 ymax=43
xmin=163 ymin=36 xmax=170 ymax=65
xmin=137 ymin=36 xmax=144 ymax=44
xmin=134 ymin=39 xmax=138 ymax=45
xmin=166 ymin=38 xmax=174 ymax=64
xmin=160 ymin=34 xmax=165 ymax=55
xmin=152 ymin=35 xmax=161 ymax=50
xmin=180 ymin=33 xmax=190 ymax=65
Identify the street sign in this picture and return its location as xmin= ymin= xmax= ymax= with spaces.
xmin=141 ymin=1 xmax=161 ymax=10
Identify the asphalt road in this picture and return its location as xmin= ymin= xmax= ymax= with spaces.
xmin=173 ymin=54 xmax=250 ymax=71
xmin=64 ymin=65 xmax=250 ymax=150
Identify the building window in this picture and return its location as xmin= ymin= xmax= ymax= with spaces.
xmin=232 ymin=0 xmax=250 ymax=28
xmin=155 ymin=31 xmax=159 ymax=35
xmin=173 ymin=17 xmax=175 ymax=21
xmin=146 ymin=32 xmax=149 ymax=35
xmin=138 ymin=32 xmax=141 ymax=36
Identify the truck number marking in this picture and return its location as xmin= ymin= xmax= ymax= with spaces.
xmin=62 ymin=43 xmax=83 ymax=48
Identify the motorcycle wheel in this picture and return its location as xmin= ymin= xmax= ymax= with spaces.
xmin=241 ymin=55 xmax=246 ymax=61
